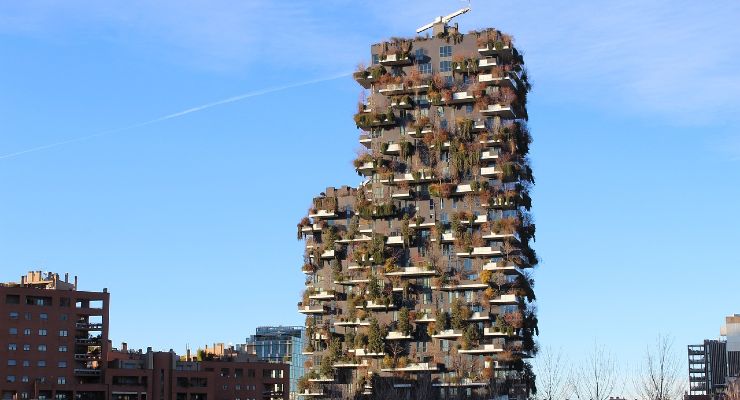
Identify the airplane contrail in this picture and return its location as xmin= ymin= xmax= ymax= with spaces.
xmin=0 ymin=72 xmax=351 ymax=160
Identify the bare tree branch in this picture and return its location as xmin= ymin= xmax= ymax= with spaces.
xmin=632 ymin=335 xmax=684 ymax=400
xmin=570 ymin=341 xmax=619 ymax=400
xmin=536 ymin=345 xmax=568 ymax=400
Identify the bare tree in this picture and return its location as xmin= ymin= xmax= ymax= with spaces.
xmin=725 ymin=378 xmax=740 ymax=400
xmin=632 ymin=335 xmax=684 ymax=400
xmin=570 ymin=342 xmax=619 ymax=400
xmin=536 ymin=346 xmax=568 ymax=400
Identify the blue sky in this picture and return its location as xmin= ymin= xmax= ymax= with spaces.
xmin=1 ymin=0 xmax=739 ymax=386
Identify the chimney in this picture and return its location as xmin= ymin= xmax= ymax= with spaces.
xmin=122 ymin=342 xmax=128 ymax=352
xmin=65 ymin=273 xmax=69 ymax=283
xmin=74 ymin=276 xmax=78 ymax=290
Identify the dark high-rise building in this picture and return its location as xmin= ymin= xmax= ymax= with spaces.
xmin=244 ymin=326 xmax=306 ymax=399
xmin=296 ymin=11 xmax=537 ymax=400
xmin=688 ymin=341 xmax=727 ymax=397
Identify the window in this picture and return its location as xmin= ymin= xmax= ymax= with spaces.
xmin=23 ymin=344 xmax=30 ymax=351
xmin=5 ymin=294 xmax=20 ymax=304
xmin=6 ymin=375 xmax=15 ymax=383
xmin=466 ymin=104 xmax=473 ymax=114
xmin=38 ymin=329 xmax=47 ymax=336
xmin=440 ymin=60 xmax=452 ymax=72
xmin=59 ymin=330 xmax=68 ymax=337
xmin=9 ymin=311 xmax=19 ymax=319
xmin=24 ymin=312 xmax=31 ymax=320
xmin=21 ymin=376 xmax=29 ymax=383
xmin=440 ymin=45 xmax=452 ymax=57
xmin=418 ymin=62 xmax=431 ymax=74
xmin=22 ymin=361 xmax=29 ymax=367
xmin=38 ymin=344 xmax=47 ymax=352
xmin=60 ymin=313 xmax=68 ymax=321
xmin=7 ymin=360 xmax=16 ymax=366
xmin=40 ymin=313 xmax=48 ymax=320
xmin=58 ymin=361 xmax=67 ymax=368
xmin=414 ymin=48 xmax=425 ymax=60
xmin=371 ymin=54 xmax=379 ymax=65
xmin=58 ymin=345 xmax=67 ymax=352
xmin=23 ymin=328 xmax=31 ymax=336
xmin=37 ymin=360 xmax=46 ymax=367
xmin=57 ymin=377 xmax=66 ymax=385
xmin=21 ymin=393 xmax=29 ymax=399
xmin=8 ymin=343 xmax=17 ymax=351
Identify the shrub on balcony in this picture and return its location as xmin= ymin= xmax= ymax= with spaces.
xmin=397 ymin=307 xmax=412 ymax=336
xmin=450 ymin=298 xmax=471 ymax=330
xmin=352 ymin=153 xmax=373 ymax=169
xmin=367 ymin=318 xmax=385 ymax=354
xmin=434 ymin=310 xmax=449 ymax=333
xmin=429 ymin=183 xmax=455 ymax=198
xmin=461 ymin=325 xmax=481 ymax=350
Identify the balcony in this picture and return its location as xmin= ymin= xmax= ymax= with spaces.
xmin=309 ymin=291 xmax=336 ymax=301
xmin=359 ymin=134 xmax=372 ymax=148
xmin=301 ymin=223 xmax=322 ymax=233
xmin=408 ymin=126 xmax=432 ymax=138
xmin=300 ymin=390 xmax=325 ymax=397
xmin=386 ymin=236 xmax=405 ymax=246
xmin=357 ymin=300 xmax=397 ymax=310
xmin=309 ymin=209 xmax=338 ymax=219
xmin=455 ymin=184 xmax=473 ymax=195
xmin=385 ymin=331 xmax=413 ymax=340
xmin=478 ymin=58 xmax=498 ymax=68
xmin=467 ymin=311 xmax=491 ymax=321
xmin=74 ymin=353 xmax=102 ymax=361
xmin=431 ymin=232 xmax=455 ymax=243
xmin=437 ymin=282 xmax=489 ymax=291
xmin=381 ymin=362 xmax=440 ymax=373
xmin=483 ymin=262 xmax=526 ymax=275
xmin=391 ymin=189 xmax=413 ymax=200
xmin=334 ymin=278 xmax=370 ymax=286
xmin=478 ymin=73 xmax=516 ymax=89
xmin=484 ymin=327 xmax=520 ymax=338
xmin=489 ymin=294 xmax=520 ymax=305
xmin=334 ymin=360 xmax=368 ymax=368
xmin=378 ymin=83 xmax=406 ymax=95
xmin=458 ymin=343 xmax=504 ymax=354
xmin=457 ymin=246 xmax=503 ymax=257
xmin=462 ymin=214 xmax=488 ymax=225
xmin=448 ymin=91 xmax=475 ymax=104
xmin=481 ymin=166 xmax=502 ymax=177
xmin=385 ymin=267 xmax=437 ymax=277
xmin=298 ymin=305 xmax=328 ymax=315
xmin=434 ymin=378 xmax=488 ymax=387
xmin=334 ymin=319 xmax=371 ymax=327
xmin=384 ymin=143 xmax=401 ymax=154
xmin=481 ymin=150 xmax=500 ymax=161
xmin=75 ymin=337 xmax=102 ymax=345
xmin=308 ymin=376 xmax=335 ymax=383
xmin=74 ymin=368 xmax=102 ymax=376
xmin=415 ymin=311 xmax=436 ymax=323
xmin=76 ymin=323 xmax=103 ymax=330
xmin=317 ymin=250 xmax=335 ymax=260
xmin=432 ymin=329 xmax=463 ymax=339
xmin=390 ymin=97 xmax=413 ymax=109
xmin=478 ymin=43 xmax=513 ymax=57
xmin=409 ymin=220 xmax=436 ymax=229
xmin=356 ymin=161 xmax=375 ymax=176
xmin=480 ymin=104 xmax=517 ymax=119
xmin=380 ymin=53 xmax=413 ymax=66
xmin=353 ymin=348 xmax=386 ymax=357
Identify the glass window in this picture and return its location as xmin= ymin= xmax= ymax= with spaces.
xmin=6 ymin=375 xmax=16 ymax=383
xmin=9 ymin=311 xmax=19 ymax=319
xmin=21 ymin=376 xmax=29 ymax=383
xmin=23 ymin=328 xmax=31 ymax=336
xmin=23 ymin=344 xmax=30 ymax=351
xmin=40 ymin=313 xmax=48 ymax=320
xmin=59 ymin=330 xmax=68 ymax=337
xmin=38 ymin=345 xmax=47 ymax=352
xmin=439 ymin=45 xmax=452 ymax=57
xmin=37 ymin=360 xmax=46 ymax=367
xmin=8 ymin=343 xmax=17 ymax=351
xmin=58 ymin=361 xmax=67 ymax=368
xmin=22 ymin=361 xmax=29 ymax=367
xmin=7 ymin=360 xmax=16 ymax=366
xmin=418 ymin=62 xmax=431 ymax=74
xmin=371 ymin=54 xmax=379 ymax=65
xmin=38 ymin=329 xmax=47 ymax=336
xmin=58 ymin=345 xmax=67 ymax=352
xmin=57 ymin=377 xmax=66 ymax=385
xmin=440 ymin=60 xmax=452 ymax=72
xmin=24 ymin=312 xmax=31 ymax=320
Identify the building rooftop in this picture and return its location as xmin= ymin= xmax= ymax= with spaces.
xmin=2 ymin=270 xmax=78 ymax=290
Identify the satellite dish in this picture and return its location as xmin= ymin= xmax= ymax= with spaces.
xmin=416 ymin=5 xmax=472 ymax=34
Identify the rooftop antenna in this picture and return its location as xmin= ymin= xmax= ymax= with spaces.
xmin=416 ymin=1 xmax=471 ymax=34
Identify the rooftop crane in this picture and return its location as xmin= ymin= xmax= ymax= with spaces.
xmin=416 ymin=4 xmax=471 ymax=34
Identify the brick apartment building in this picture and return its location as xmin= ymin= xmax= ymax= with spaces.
xmin=1 ymin=271 xmax=288 ymax=400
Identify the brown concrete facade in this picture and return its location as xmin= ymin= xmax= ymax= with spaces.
xmin=1 ymin=272 xmax=289 ymax=400
xmin=297 ymin=22 xmax=537 ymax=400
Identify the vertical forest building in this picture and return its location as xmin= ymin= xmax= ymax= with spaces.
xmin=297 ymin=16 xmax=537 ymax=400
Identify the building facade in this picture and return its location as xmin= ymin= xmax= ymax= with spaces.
xmin=1 ymin=271 xmax=110 ymax=400
xmin=1 ymin=271 xmax=290 ymax=400
xmin=243 ymin=326 xmax=305 ymax=399
xmin=297 ymin=19 xmax=537 ymax=400
xmin=687 ymin=315 xmax=740 ymax=400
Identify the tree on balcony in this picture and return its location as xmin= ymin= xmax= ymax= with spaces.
xmin=367 ymin=318 xmax=385 ymax=354
xmin=397 ymin=307 xmax=412 ymax=336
